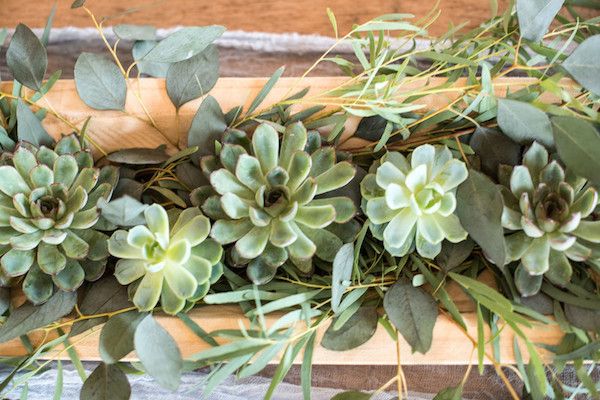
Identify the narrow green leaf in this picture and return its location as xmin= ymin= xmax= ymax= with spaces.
xmin=476 ymin=303 xmax=485 ymax=374
xmin=301 ymin=331 xmax=316 ymax=400
xmin=246 ymin=66 xmax=285 ymax=115
xmin=177 ymin=313 xmax=219 ymax=347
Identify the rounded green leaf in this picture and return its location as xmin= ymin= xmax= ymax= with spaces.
xmin=383 ymin=281 xmax=438 ymax=354
xmin=562 ymin=35 xmax=600 ymax=96
xmin=141 ymin=26 xmax=225 ymax=63
xmin=497 ymin=99 xmax=553 ymax=147
xmin=166 ymin=45 xmax=220 ymax=109
xmin=321 ymin=307 xmax=378 ymax=351
xmin=134 ymin=314 xmax=182 ymax=390
xmin=80 ymin=362 xmax=131 ymax=400
xmin=6 ymin=24 xmax=47 ymax=91
xmin=74 ymin=52 xmax=127 ymax=111
xmin=99 ymin=310 xmax=146 ymax=364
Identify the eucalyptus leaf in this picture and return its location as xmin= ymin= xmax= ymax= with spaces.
xmin=564 ymin=304 xmax=600 ymax=332
xmin=113 ymin=24 xmax=157 ymax=41
xmin=69 ymin=276 xmax=132 ymax=337
xmin=80 ymin=362 xmax=131 ymax=400
xmin=552 ymin=116 xmax=600 ymax=188
xmin=100 ymin=311 xmax=147 ymax=364
xmin=134 ymin=314 xmax=182 ymax=390
xmin=455 ymin=169 xmax=506 ymax=267
xmin=330 ymin=391 xmax=371 ymax=400
xmin=497 ymin=99 xmax=553 ymax=147
xmin=469 ymin=126 xmax=521 ymax=180
xmin=7 ymin=24 xmax=47 ymax=91
xmin=0 ymin=288 xmax=9 ymax=316
xmin=321 ymin=306 xmax=378 ymax=351
xmin=188 ymin=95 xmax=227 ymax=160
xmin=16 ymin=99 xmax=54 ymax=147
xmin=246 ymin=66 xmax=285 ymax=115
xmin=331 ymin=243 xmax=354 ymax=314
xmin=435 ymin=239 xmax=475 ymax=272
xmin=517 ymin=0 xmax=564 ymax=43
xmin=433 ymin=385 xmax=463 ymax=400
xmin=132 ymin=41 xmax=170 ymax=78
xmin=74 ymin=53 xmax=127 ymax=111
xmin=166 ymin=45 xmax=220 ymax=109
xmin=113 ymin=178 xmax=144 ymax=201
xmin=106 ymin=146 xmax=170 ymax=165
xmin=141 ymin=26 xmax=225 ymax=63
xmin=98 ymin=196 xmax=148 ymax=227
xmin=383 ymin=281 xmax=437 ymax=354
xmin=0 ymin=291 xmax=76 ymax=343
xmin=562 ymin=35 xmax=600 ymax=95
xmin=71 ymin=0 xmax=86 ymax=8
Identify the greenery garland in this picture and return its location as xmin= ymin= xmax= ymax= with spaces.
xmin=0 ymin=0 xmax=599 ymax=399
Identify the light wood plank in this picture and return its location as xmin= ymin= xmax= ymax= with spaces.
xmin=0 ymin=305 xmax=563 ymax=365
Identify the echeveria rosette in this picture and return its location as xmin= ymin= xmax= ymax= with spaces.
xmin=207 ymin=122 xmax=356 ymax=284
xmin=500 ymin=142 xmax=600 ymax=296
xmin=0 ymin=135 xmax=118 ymax=304
xmin=361 ymin=144 xmax=469 ymax=258
xmin=108 ymin=205 xmax=223 ymax=315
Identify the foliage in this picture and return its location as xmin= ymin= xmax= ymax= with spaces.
xmin=108 ymin=204 xmax=223 ymax=314
xmin=205 ymin=123 xmax=356 ymax=284
xmin=0 ymin=0 xmax=599 ymax=399
xmin=361 ymin=144 xmax=468 ymax=258
xmin=0 ymin=135 xmax=118 ymax=304
xmin=500 ymin=142 xmax=600 ymax=295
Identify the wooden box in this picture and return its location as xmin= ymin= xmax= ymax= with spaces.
xmin=0 ymin=77 xmax=564 ymax=365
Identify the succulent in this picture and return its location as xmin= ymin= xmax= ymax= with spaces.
xmin=108 ymin=204 xmax=223 ymax=314
xmin=500 ymin=142 xmax=600 ymax=295
xmin=204 ymin=122 xmax=357 ymax=284
xmin=361 ymin=144 xmax=469 ymax=258
xmin=0 ymin=135 xmax=118 ymax=304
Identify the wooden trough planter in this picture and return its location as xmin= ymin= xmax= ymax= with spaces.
xmin=0 ymin=77 xmax=566 ymax=365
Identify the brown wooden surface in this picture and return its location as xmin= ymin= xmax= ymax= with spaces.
xmin=1 ymin=0 xmax=510 ymax=36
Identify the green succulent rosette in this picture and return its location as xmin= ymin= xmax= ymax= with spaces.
xmin=0 ymin=135 xmax=118 ymax=304
xmin=500 ymin=142 xmax=600 ymax=296
xmin=361 ymin=144 xmax=469 ymax=258
xmin=108 ymin=204 xmax=223 ymax=314
xmin=205 ymin=122 xmax=356 ymax=284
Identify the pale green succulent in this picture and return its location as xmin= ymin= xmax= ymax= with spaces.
xmin=361 ymin=144 xmax=469 ymax=258
xmin=206 ymin=122 xmax=356 ymax=284
xmin=108 ymin=204 xmax=223 ymax=314
xmin=0 ymin=135 xmax=118 ymax=304
xmin=500 ymin=142 xmax=600 ymax=295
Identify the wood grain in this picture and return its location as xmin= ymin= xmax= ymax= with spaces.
xmin=0 ymin=304 xmax=563 ymax=365
xmin=1 ymin=0 xmax=510 ymax=36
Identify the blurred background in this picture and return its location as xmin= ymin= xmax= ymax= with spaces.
xmin=0 ymin=0 xmax=513 ymax=78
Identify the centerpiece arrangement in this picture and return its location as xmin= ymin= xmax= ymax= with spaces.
xmin=0 ymin=0 xmax=599 ymax=399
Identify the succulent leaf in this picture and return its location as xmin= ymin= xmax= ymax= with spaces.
xmin=108 ymin=204 xmax=222 ymax=314
xmin=362 ymin=144 xmax=468 ymax=258
xmin=0 ymin=135 xmax=118 ymax=303
xmin=206 ymin=122 xmax=356 ymax=284
xmin=500 ymin=142 xmax=600 ymax=296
